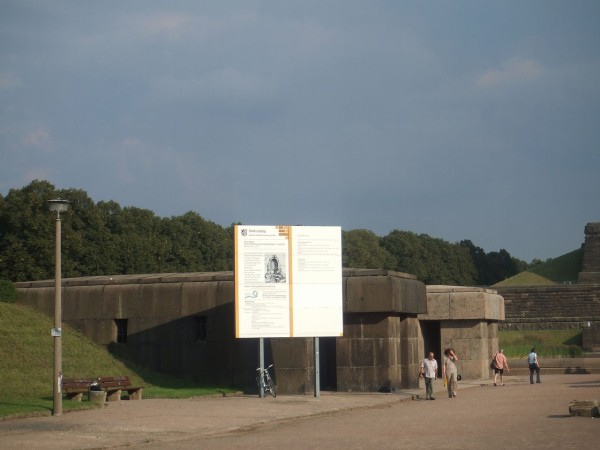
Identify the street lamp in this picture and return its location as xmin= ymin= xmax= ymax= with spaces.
xmin=48 ymin=199 xmax=70 ymax=416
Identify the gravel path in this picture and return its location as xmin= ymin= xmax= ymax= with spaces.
xmin=1 ymin=374 xmax=598 ymax=449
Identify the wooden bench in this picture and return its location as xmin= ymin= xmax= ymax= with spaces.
xmin=62 ymin=378 xmax=95 ymax=401
xmin=97 ymin=376 xmax=144 ymax=401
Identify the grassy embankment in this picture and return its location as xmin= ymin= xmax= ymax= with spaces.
xmin=498 ymin=329 xmax=583 ymax=359
xmin=494 ymin=249 xmax=585 ymax=358
xmin=493 ymin=249 xmax=583 ymax=287
xmin=0 ymin=302 xmax=237 ymax=419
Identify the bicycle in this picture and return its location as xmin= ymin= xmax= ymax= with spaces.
xmin=256 ymin=364 xmax=276 ymax=398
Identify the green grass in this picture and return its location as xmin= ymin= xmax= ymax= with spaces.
xmin=493 ymin=272 xmax=556 ymax=287
xmin=493 ymin=248 xmax=583 ymax=287
xmin=0 ymin=302 xmax=237 ymax=418
xmin=528 ymin=249 xmax=583 ymax=283
xmin=498 ymin=329 xmax=584 ymax=358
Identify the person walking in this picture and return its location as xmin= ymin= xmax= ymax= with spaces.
xmin=492 ymin=349 xmax=510 ymax=386
xmin=528 ymin=347 xmax=541 ymax=384
xmin=420 ymin=352 xmax=438 ymax=400
xmin=442 ymin=348 xmax=459 ymax=398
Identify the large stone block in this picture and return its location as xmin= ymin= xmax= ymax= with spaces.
xmin=336 ymin=366 xmax=383 ymax=392
xmin=423 ymin=286 xmax=504 ymax=321
xmin=421 ymin=292 xmax=451 ymax=319
xmin=345 ymin=313 xmax=397 ymax=338
xmin=455 ymin=359 xmax=488 ymax=379
xmin=374 ymin=338 xmax=398 ymax=367
xmin=275 ymin=368 xmax=313 ymax=394
xmin=385 ymin=340 xmax=400 ymax=367
xmin=271 ymin=338 xmax=312 ymax=368
xmin=350 ymin=338 xmax=376 ymax=367
xmin=569 ymin=400 xmax=600 ymax=417
xmin=336 ymin=338 xmax=351 ymax=367
xmin=344 ymin=270 xmax=426 ymax=314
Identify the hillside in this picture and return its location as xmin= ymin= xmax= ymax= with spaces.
xmin=0 ymin=302 xmax=146 ymax=401
xmin=0 ymin=301 xmax=240 ymax=417
xmin=492 ymin=248 xmax=583 ymax=287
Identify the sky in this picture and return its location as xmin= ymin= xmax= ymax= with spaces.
xmin=1 ymin=1 xmax=599 ymax=263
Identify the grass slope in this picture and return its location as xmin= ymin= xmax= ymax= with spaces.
xmin=498 ymin=329 xmax=583 ymax=358
xmin=493 ymin=248 xmax=582 ymax=287
xmin=0 ymin=302 xmax=235 ymax=418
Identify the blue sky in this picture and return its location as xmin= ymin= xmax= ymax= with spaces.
xmin=1 ymin=1 xmax=599 ymax=262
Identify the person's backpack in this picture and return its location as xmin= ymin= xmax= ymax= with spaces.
xmin=490 ymin=355 xmax=497 ymax=370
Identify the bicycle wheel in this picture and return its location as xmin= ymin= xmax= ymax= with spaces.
xmin=267 ymin=377 xmax=276 ymax=398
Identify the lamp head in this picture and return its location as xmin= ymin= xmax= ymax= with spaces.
xmin=48 ymin=199 xmax=70 ymax=215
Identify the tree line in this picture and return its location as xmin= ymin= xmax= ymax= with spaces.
xmin=0 ymin=180 xmax=528 ymax=285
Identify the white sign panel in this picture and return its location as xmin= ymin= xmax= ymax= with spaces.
xmin=235 ymin=225 xmax=343 ymax=338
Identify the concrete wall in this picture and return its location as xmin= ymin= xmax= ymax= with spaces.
xmin=15 ymin=269 xmax=435 ymax=394
xmin=420 ymin=286 xmax=504 ymax=380
xmin=337 ymin=270 xmax=426 ymax=392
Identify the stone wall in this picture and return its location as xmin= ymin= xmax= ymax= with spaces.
xmin=497 ymin=284 xmax=600 ymax=331
xmin=15 ymin=269 xmax=430 ymax=394
xmin=336 ymin=270 xmax=426 ymax=392
xmin=421 ymin=286 xmax=504 ymax=380
xmin=579 ymin=222 xmax=600 ymax=282
xmin=15 ymin=270 xmax=506 ymax=390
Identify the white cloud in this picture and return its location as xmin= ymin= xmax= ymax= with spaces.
xmin=130 ymin=13 xmax=194 ymax=40
xmin=23 ymin=168 xmax=52 ymax=183
xmin=476 ymin=57 xmax=541 ymax=88
xmin=128 ymin=10 xmax=257 ymax=42
xmin=21 ymin=128 xmax=51 ymax=149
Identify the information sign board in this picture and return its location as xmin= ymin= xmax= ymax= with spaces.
xmin=234 ymin=225 xmax=343 ymax=338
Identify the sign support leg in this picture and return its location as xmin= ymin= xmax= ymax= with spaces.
xmin=314 ymin=337 xmax=320 ymax=397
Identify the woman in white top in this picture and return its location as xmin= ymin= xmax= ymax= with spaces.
xmin=442 ymin=348 xmax=459 ymax=398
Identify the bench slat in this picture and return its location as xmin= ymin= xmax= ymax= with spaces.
xmin=62 ymin=378 xmax=95 ymax=401
xmin=97 ymin=376 xmax=144 ymax=401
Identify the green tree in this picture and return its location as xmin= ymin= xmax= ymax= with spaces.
xmin=0 ymin=180 xmax=56 ymax=281
xmin=162 ymin=212 xmax=234 ymax=272
xmin=0 ymin=279 xmax=16 ymax=303
xmin=382 ymin=230 xmax=477 ymax=285
xmin=342 ymin=229 xmax=396 ymax=269
xmin=0 ymin=180 xmax=523 ymax=286
xmin=58 ymin=188 xmax=117 ymax=277
xmin=460 ymin=240 xmax=526 ymax=285
xmin=109 ymin=207 xmax=165 ymax=274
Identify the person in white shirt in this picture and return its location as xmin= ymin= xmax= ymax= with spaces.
xmin=420 ymin=352 xmax=438 ymax=400
xmin=528 ymin=348 xmax=541 ymax=384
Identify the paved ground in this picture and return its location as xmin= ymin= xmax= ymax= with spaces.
xmin=1 ymin=374 xmax=599 ymax=449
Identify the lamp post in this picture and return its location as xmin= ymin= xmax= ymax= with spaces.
xmin=48 ymin=199 xmax=69 ymax=416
